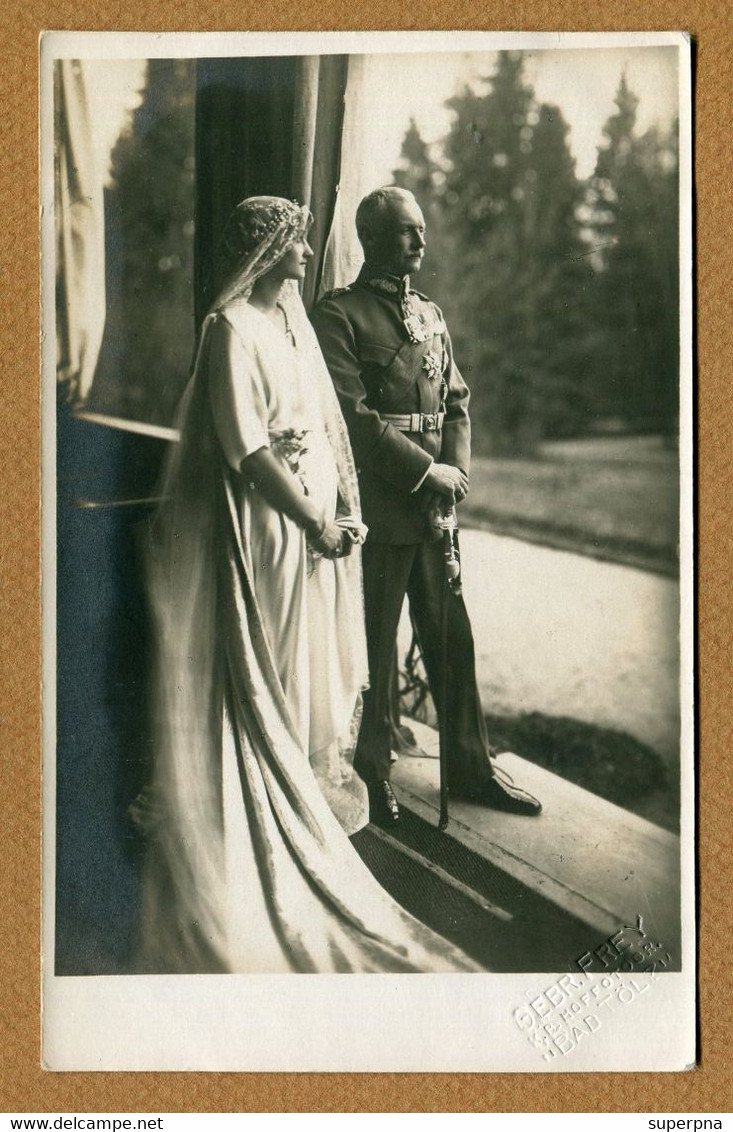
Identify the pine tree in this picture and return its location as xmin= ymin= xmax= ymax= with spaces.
xmin=587 ymin=75 xmax=679 ymax=432
xmin=432 ymin=53 xmax=592 ymax=453
xmin=88 ymin=60 xmax=196 ymax=425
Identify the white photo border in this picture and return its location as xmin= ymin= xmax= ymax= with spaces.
xmin=40 ymin=28 xmax=695 ymax=1073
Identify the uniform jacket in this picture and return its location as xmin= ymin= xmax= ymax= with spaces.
xmin=311 ymin=265 xmax=471 ymax=543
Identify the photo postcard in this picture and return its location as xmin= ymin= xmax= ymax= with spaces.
xmin=41 ymin=28 xmax=695 ymax=1072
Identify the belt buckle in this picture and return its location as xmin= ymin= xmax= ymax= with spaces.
xmin=423 ymin=413 xmax=436 ymax=432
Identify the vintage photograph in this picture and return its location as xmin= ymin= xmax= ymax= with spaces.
xmin=42 ymin=31 xmax=694 ymax=1070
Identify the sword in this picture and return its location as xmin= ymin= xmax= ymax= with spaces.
xmin=433 ymin=503 xmax=462 ymax=830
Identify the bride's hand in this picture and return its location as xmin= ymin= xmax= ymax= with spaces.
xmin=309 ymin=520 xmax=344 ymax=558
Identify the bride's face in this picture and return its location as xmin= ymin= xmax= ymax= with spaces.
xmin=272 ymin=238 xmax=313 ymax=282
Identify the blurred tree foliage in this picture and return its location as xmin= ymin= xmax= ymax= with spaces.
xmin=88 ymin=54 xmax=678 ymax=443
xmin=586 ymin=75 xmax=679 ymax=433
xmin=394 ymin=53 xmax=679 ymax=455
xmin=88 ymin=60 xmax=196 ymax=426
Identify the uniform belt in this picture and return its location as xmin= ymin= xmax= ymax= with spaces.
xmin=382 ymin=411 xmax=446 ymax=433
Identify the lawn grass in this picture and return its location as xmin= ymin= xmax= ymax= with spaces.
xmin=400 ymin=434 xmax=682 ymax=831
xmin=462 ymin=436 xmax=679 ymax=574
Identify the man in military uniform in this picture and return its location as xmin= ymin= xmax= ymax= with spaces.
xmin=311 ymin=186 xmax=541 ymax=826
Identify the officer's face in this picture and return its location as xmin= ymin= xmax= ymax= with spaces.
xmin=367 ymin=198 xmax=427 ymax=276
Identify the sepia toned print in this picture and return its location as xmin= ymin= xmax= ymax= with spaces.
xmin=41 ymin=30 xmax=694 ymax=1071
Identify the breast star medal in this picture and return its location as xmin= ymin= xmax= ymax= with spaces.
xmin=422 ymin=348 xmax=443 ymax=382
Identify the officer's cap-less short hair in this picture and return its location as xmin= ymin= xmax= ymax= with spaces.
xmin=355 ymin=187 xmax=418 ymax=243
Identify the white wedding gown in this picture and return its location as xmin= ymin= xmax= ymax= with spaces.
xmin=208 ymin=301 xmax=369 ymax=837
xmin=140 ymin=296 xmax=481 ymax=974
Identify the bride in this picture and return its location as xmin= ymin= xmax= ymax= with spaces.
xmin=140 ymin=195 xmax=479 ymax=974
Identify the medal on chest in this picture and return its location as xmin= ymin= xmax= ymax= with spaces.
xmin=422 ymin=348 xmax=443 ymax=382
xmin=401 ymin=289 xmax=440 ymax=344
xmin=402 ymin=309 xmax=435 ymax=343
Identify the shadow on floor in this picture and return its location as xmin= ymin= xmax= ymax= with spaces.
xmin=351 ymin=808 xmax=621 ymax=973
xmin=482 ymin=712 xmax=679 ymax=834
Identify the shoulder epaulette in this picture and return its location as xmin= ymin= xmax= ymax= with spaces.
xmin=321 ymin=285 xmax=353 ymax=301
xmin=410 ymin=288 xmax=433 ymax=303
xmin=418 ymin=291 xmax=445 ymax=320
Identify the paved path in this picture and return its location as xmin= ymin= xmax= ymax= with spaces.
xmin=402 ymin=530 xmax=681 ymax=765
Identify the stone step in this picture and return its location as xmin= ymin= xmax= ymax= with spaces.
xmin=391 ymin=720 xmax=681 ymax=964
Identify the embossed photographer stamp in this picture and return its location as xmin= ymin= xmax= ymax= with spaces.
xmin=513 ymin=917 xmax=675 ymax=1062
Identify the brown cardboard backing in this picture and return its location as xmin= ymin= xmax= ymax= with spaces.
xmin=1 ymin=1 xmax=729 ymax=1113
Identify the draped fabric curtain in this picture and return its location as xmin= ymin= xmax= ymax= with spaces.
xmin=196 ymin=54 xmax=372 ymax=314
xmin=54 ymin=60 xmax=107 ymax=404
xmin=54 ymin=53 xmax=373 ymax=405
xmin=294 ymin=56 xmax=369 ymax=309
xmin=194 ymin=56 xmax=297 ymax=326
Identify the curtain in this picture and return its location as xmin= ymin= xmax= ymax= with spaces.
xmin=294 ymin=55 xmax=347 ymax=308
xmin=294 ymin=56 xmax=370 ymax=308
xmin=317 ymin=56 xmax=376 ymax=300
xmin=53 ymin=54 xmax=373 ymax=403
xmin=195 ymin=57 xmax=297 ymax=325
xmin=54 ymin=60 xmax=107 ymax=405
xmin=194 ymin=55 xmax=371 ymax=317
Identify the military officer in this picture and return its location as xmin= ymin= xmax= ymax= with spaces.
xmin=311 ymin=186 xmax=541 ymax=826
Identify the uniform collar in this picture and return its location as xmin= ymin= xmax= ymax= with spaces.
xmin=357 ymin=264 xmax=411 ymax=299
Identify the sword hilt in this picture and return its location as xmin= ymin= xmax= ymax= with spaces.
xmin=440 ymin=510 xmax=462 ymax=595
